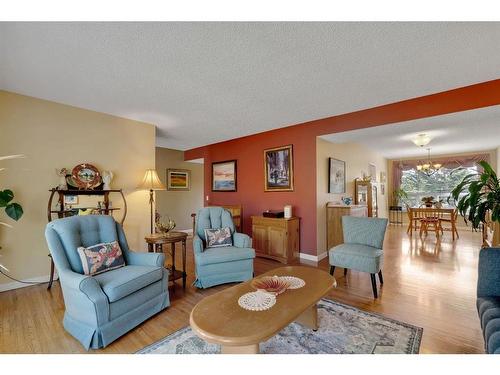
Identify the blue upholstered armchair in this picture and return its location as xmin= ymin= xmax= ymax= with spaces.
xmin=329 ymin=216 xmax=388 ymax=298
xmin=45 ymin=215 xmax=170 ymax=350
xmin=477 ymin=248 xmax=500 ymax=354
xmin=193 ymin=207 xmax=255 ymax=288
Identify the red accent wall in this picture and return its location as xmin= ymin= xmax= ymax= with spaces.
xmin=185 ymin=79 xmax=500 ymax=256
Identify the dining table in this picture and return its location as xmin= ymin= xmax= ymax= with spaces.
xmin=406 ymin=206 xmax=459 ymax=240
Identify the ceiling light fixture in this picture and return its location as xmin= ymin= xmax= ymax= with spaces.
xmin=412 ymin=133 xmax=431 ymax=147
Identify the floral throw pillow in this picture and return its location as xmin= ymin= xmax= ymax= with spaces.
xmin=204 ymin=227 xmax=233 ymax=249
xmin=77 ymin=240 xmax=125 ymax=275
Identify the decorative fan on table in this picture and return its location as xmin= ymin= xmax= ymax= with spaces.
xmin=251 ymin=276 xmax=291 ymax=296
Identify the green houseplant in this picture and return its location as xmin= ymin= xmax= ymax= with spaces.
xmin=0 ymin=155 xmax=24 ymax=272
xmin=392 ymin=187 xmax=408 ymax=207
xmin=450 ymin=160 xmax=500 ymax=230
xmin=0 ymin=155 xmax=24 ymax=224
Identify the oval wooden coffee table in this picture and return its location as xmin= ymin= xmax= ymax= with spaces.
xmin=189 ymin=266 xmax=336 ymax=354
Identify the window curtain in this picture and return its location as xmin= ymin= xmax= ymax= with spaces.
xmin=392 ymin=153 xmax=491 ymax=193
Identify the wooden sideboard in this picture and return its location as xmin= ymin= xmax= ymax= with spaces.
xmin=326 ymin=203 xmax=367 ymax=250
xmin=251 ymin=216 xmax=299 ymax=264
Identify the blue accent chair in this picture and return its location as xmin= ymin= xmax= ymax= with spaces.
xmin=45 ymin=215 xmax=170 ymax=350
xmin=328 ymin=216 xmax=388 ymax=298
xmin=193 ymin=207 xmax=255 ymax=288
xmin=477 ymin=247 xmax=500 ymax=354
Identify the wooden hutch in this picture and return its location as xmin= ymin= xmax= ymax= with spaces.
xmin=354 ymin=179 xmax=378 ymax=217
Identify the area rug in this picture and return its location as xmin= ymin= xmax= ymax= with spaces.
xmin=137 ymin=298 xmax=423 ymax=354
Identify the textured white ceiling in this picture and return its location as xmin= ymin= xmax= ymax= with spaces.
xmin=1 ymin=22 xmax=500 ymax=150
xmin=320 ymin=105 xmax=500 ymax=159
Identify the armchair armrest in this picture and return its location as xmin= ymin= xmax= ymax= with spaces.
xmin=193 ymin=235 xmax=204 ymax=254
xmin=233 ymin=232 xmax=252 ymax=248
xmin=125 ymin=251 xmax=165 ymax=267
xmin=58 ymin=269 xmax=109 ymax=325
xmin=477 ymin=248 xmax=500 ymax=297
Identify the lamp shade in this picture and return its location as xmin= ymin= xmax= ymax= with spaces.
xmin=138 ymin=169 xmax=166 ymax=190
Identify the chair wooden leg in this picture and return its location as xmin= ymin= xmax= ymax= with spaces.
xmin=378 ymin=270 xmax=384 ymax=284
xmin=370 ymin=274 xmax=378 ymax=298
xmin=344 ymin=268 xmax=348 ymax=276
xmin=329 ymin=266 xmax=335 ymax=275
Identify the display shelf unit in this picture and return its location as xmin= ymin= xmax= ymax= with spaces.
xmin=354 ymin=180 xmax=378 ymax=217
xmin=47 ymin=188 xmax=127 ymax=224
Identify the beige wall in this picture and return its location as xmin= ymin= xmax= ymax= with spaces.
xmin=316 ymin=138 xmax=388 ymax=256
xmin=0 ymin=91 xmax=155 ymax=289
xmin=155 ymin=147 xmax=204 ymax=231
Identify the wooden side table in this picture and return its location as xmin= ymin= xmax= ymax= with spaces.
xmin=145 ymin=231 xmax=188 ymax=290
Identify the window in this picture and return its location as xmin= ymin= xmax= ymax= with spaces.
xmin=400 ymin=165 xmax=478 ymax=208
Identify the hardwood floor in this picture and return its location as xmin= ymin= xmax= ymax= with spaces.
xmin=0 ymin=225 xmax=485 ymax=353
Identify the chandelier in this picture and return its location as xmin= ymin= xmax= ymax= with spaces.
xmin=416 ymin=148 xmax=442 ymax=176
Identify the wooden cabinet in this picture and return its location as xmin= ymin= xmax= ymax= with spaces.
xmin=326 ymin=203 xmax=367 ymax=250
xmin=355 ymin=180 xmax=378 ymax=217
xmin=251 ymin=216 xmax=299 ymax=264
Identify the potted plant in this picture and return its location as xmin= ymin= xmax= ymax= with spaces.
xmin=421 ymin=196 xmax=435 ymax=208
xmin=450 ymin=160 xmax=500 ymax=244
xmin=392 ymin=188 xmax=408 ymax=208
xmin=0 ymin=155 xmax=24 ymax=272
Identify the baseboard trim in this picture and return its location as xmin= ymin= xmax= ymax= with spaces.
xmin=0 ymin=273 xmax=59 ymax=293
xmin=299 ymin=251 xmax=328 ymax=263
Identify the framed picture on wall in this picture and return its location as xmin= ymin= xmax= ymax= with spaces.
xmin=328 ymin=158 xmax=346 ymax=194
xmin=212 ymin=160 xmax=237 ymax=192
xmin=264 ymin=145 xmax=294 ymax=191
xmin=167 ymin=169 xmax=191 ymax=191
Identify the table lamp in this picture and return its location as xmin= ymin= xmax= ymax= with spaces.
xmin=138 ymin=169 xmax=166 ymax=234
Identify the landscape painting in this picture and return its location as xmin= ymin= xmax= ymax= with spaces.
xmin=212 ymin=160 xmax=237 ymax=191
xmin=167 ymin=169 xmax=190 ymax=191
xmin=328 ymin=158 xmax=345 ymax=194
xmin=264 ymin=145 xmax=294 ymax=191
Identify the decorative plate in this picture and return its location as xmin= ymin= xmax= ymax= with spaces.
xmin=279 ymin=276 xmax=306 ymax=290
xmin=238 ymin=291 xmax=276 ymax=311
xmin=71 ymin=163 xmax=101 ymax=189
xmin=251 ymin=275 xmax=291 ymax=296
